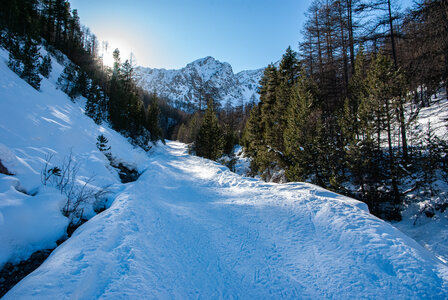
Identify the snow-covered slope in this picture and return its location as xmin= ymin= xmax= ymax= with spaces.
xmin=391 ymin=92 xmax=448 ymax=263
xmin=414 ymin=91 xmax=448 ymax=139
xmin=1 ymin=46 xmax=448 ymax=298
xmin=134 ymin=57 xmax=263 ymax=109
xmin=0 ymin=47 xmax=150 ymax=268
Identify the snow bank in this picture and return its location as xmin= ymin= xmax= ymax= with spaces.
xmin=0 ymin=178 xmax=67 ymax=265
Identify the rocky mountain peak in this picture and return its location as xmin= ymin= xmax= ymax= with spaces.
xmin=134 ymin=57 xmax=263 ymax=111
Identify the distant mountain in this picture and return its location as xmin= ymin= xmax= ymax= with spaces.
xmin=134 ymin=56 xmax=264 ymax=110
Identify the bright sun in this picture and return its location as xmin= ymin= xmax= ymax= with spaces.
xmin=100 ymin=38 xmax=135 ymax=67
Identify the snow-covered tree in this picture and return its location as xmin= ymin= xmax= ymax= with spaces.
xmin=39 ymin=54 xmax=52 ymax=78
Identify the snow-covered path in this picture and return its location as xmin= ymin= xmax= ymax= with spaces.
xmin=5 ymin=142 xmax=448 ymax=299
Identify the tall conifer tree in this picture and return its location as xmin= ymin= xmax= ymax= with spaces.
xmin=195 ymin=100 xmax=224 ymax=160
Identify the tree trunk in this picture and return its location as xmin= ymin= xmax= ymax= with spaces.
xmin=385 ymin=98 xmax=400 ymax=204
xmin=309 ymin=35 xmax=314 ymax=75
xmin=387 ymin=0 xmax=398 ymax=69
xmin=398 ymin=97 xmax=408 ymax=161
xmin=346 ymin=0 xmax=355 ymax=74
xmin=338 ymin=1 xmax=349 ymax=97
xmin=315 ymin=11 xmax=324 ymax=76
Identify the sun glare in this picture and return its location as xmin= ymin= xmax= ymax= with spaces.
xmin=100 ymin=38 xmax=135 ymax=67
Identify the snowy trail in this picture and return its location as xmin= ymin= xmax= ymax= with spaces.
xmin=5 ymin=142 xmax=448 ymax=299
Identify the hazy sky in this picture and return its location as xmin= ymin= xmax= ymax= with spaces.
xmin=70 ymin=0 xmax=413 ymax=72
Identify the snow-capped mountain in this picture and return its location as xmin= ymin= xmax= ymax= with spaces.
xmin=134 ymin=56 xmax=264 ymax=109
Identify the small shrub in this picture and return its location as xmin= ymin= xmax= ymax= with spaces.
xmin=41 ymin=152 xmax=108 ymax=225
xmin=96 ymin=134 xmax=112 ymax=159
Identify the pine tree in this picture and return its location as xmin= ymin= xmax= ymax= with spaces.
xmin=71 ymin=70 xmax=89 ymax=98
xmin=128 ymin=96 xmax=146 ymax=138
xmin=96 ymin=134 xmax=111 ymax=159
xmin=339 ymin=47 xmax=379 ymax=197
xmin=279 ymin=46 xmax=301 ymax=84
xmin=176 ymin=123 xmax=188 ymax=142
xmin=7 ymin=36 xmax=22 ymax=72
xmin=8 ymin=37 xmax=42 ymax=90
xmin=259 ymin=64 xmax=279 ymax=150
xmin=284 ymin=74 xmax=323 ymax=183
xmin=21 ymin=37 xmax=41 ymax=90
xmin=186 ymin=112 xmax=202 ymax=143
xmin=254 ymin=64 xmax=284 ymax=178
xmin=272 ymin=47 xmax=301 ymax=155
xmin=222 ymin=124 xmax=238 ymax=155
xmin=112 ymin=48 xmax=121 ymax=76
xmin=57 ymin=63 xmax=77 ymax=96
xmin=346 ymin=46 xmax=368 ymax=137
xmin=363 ymin=52 xmax=405 ymax=205
xmin=8 ymin=51 xmax=22 ymax=75
xmin=195 ymin=100 xmax=224 ymax=160
xmin=242 ymin=103 xmax=265 ymax=175
xmin=108 ymin=49 xmax=128 ymax=131
xmin=85 ymin=83 xmax=105 ymax=124
xmin=96 ymin=134 xmax=110 ymax=152
xmin=420 ymin=123 xmax=441 ymax=198
xmin=145 ymin=95 xmax=163 ymax=142
xmin=39 ymin=53 xmax=52 ymax=78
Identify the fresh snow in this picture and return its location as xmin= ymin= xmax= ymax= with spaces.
xmin=5 ymin=141 xmax=448 ymax=298
xmin=1 ymin=46 xmax=448 ymax=298
xmin=0 ymin=46 xmax=150 ymax=267
xmin=391 ymin=91 xmax=448 ymax=263
xmin=414 ymin=91 xmax=448 ymax=140
xmin=394 ymin=209 xmax=448 ymax=264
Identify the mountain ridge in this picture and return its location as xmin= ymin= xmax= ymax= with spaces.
xmin=134 ymin=56 xmax=264 ymax=110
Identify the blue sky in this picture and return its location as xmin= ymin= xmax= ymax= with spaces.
xmin=70 ymin=0 xmax=312 ymax=72
xmin=70 ymin=0 xmax=413 ymax=72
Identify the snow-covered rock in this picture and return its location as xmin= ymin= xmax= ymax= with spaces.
xmin=134 ymin=56 xmax=263 ymax=109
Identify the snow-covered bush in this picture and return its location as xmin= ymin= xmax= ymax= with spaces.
xmin=41 ymin=152 xmax=108 ymax=225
